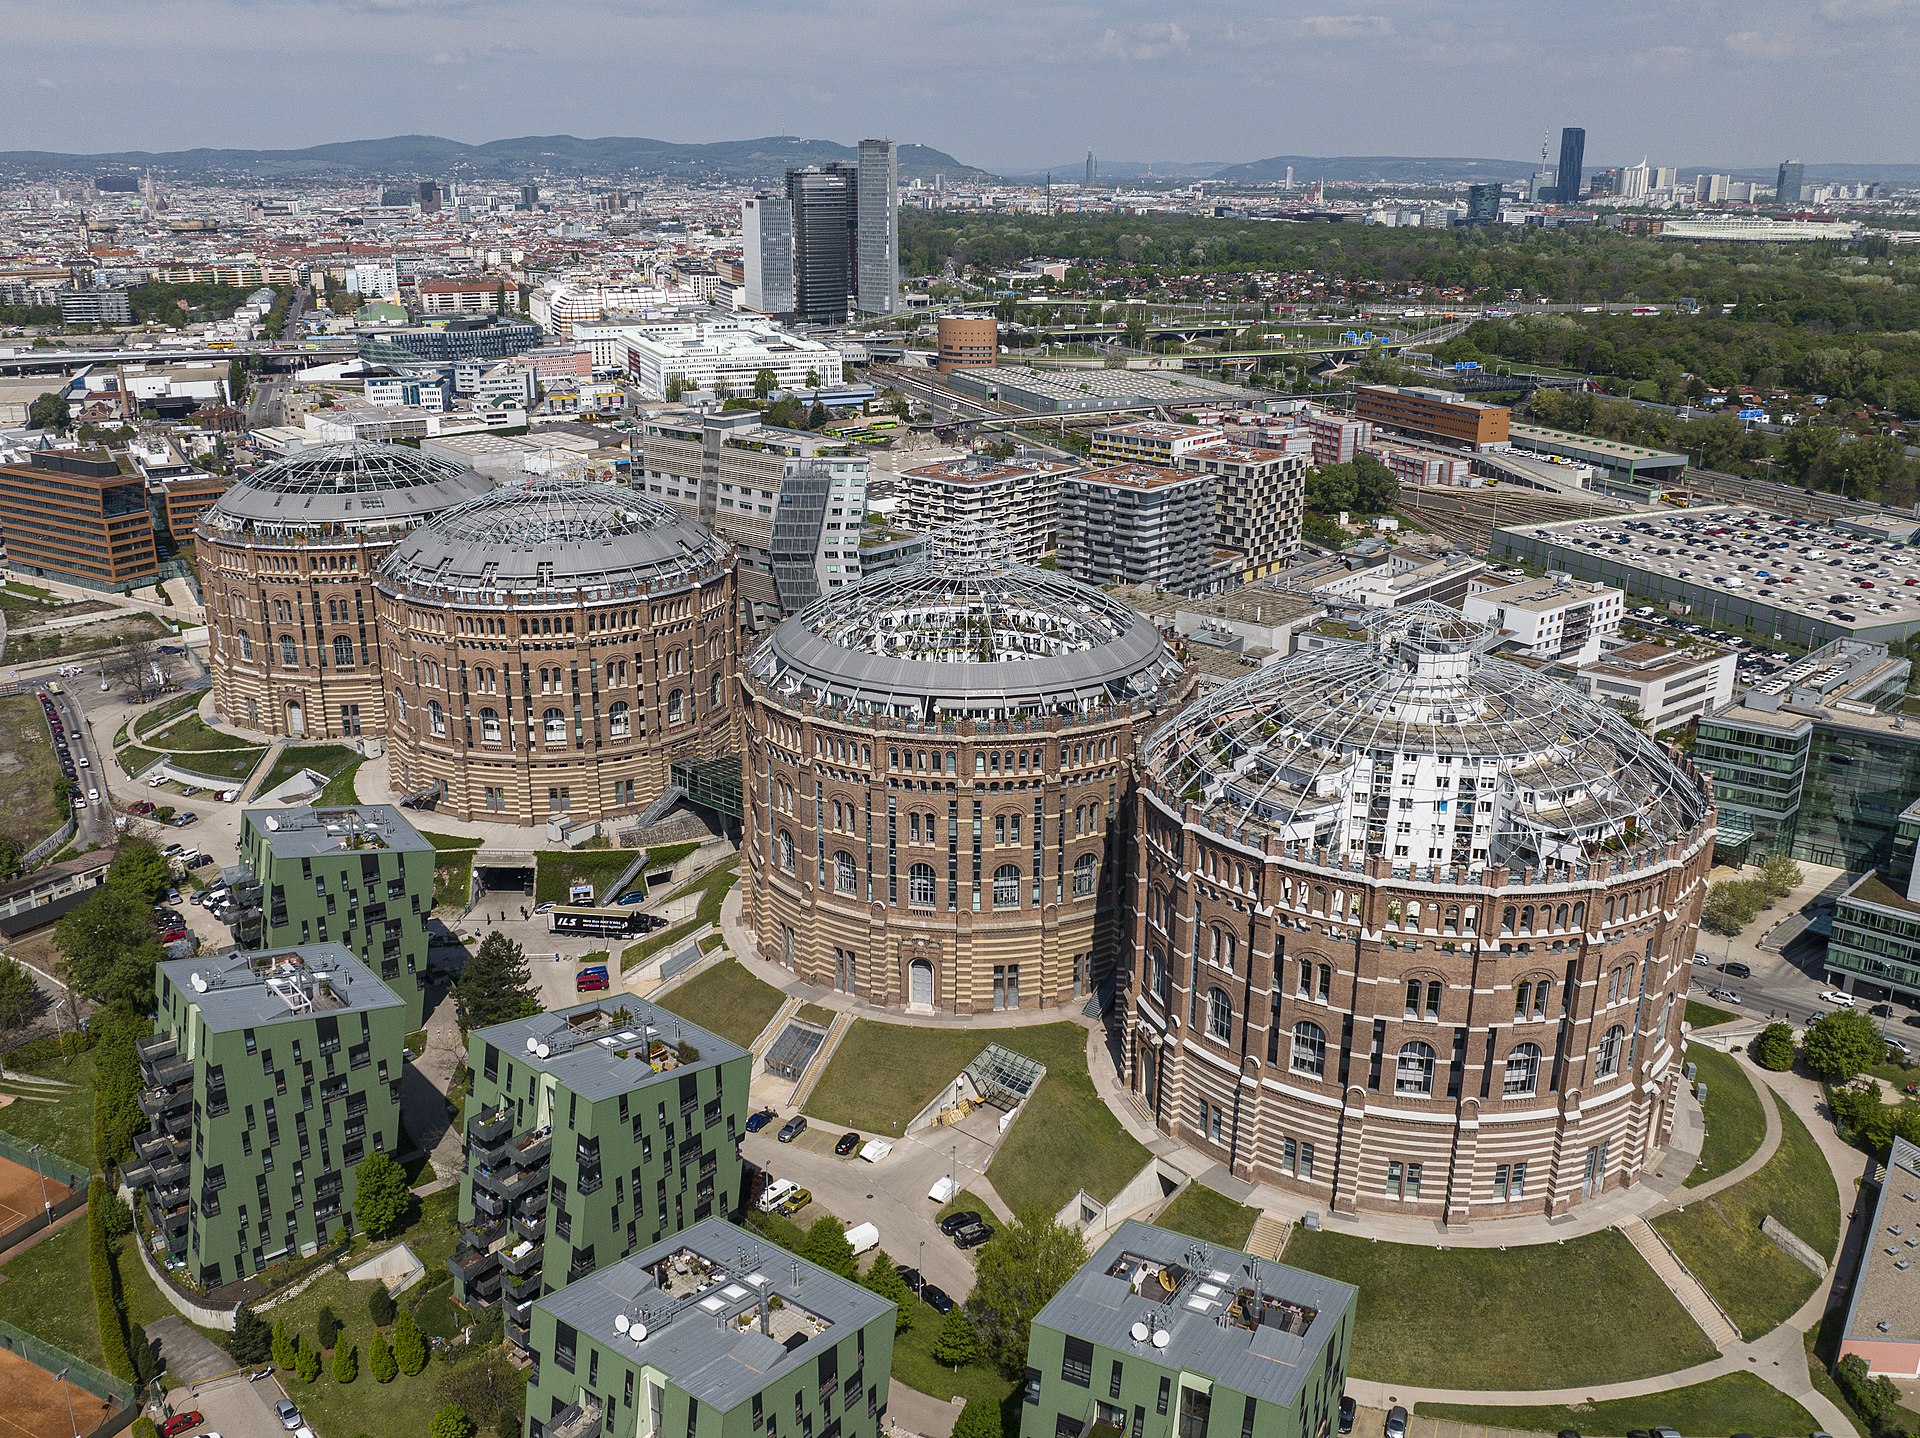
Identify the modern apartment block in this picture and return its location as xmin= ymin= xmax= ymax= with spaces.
xmin=894 ymin=454 xmax=1082 ymax=562
xmin=232 ymin=805 xmax=435 ymax=1030
xmin=1021 ymin=1221 xmax=1355 ymax=1438
xmin=1307 ymin=413 xmax=1372 ymax=466
xmin=1090 ymin=421 xmax=1222 ymax=467
xmin=449 ymin=999 xmax=751 ymax=1352
xmin=1058 ymin=465 xmax=1217 ymax=595
xmin=1573 ymin=640 xmax=1736 ymax=735
xmin=1462 ymin=574 xmax=1623 ymax=660
xmin=522 ymin=1217 xmax=894 ymax=1438
xmin=125 ymin=946 xmax=407 ymax=1289
xmin=1180 ymin=442 xmax=1305 ymax=581
xmin=0 ymin=449 xmax=159 ymax=591
xmin=1353 ymin=386 xmax=1511 ymax=451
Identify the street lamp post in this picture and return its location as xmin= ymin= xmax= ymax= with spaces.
xmin=56 ymin=1369 xmax=79 ymax=1438
xmin=917 ymin=1239 xmax=925 ymax=1306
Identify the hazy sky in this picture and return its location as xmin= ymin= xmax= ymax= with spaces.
xmin=5 ymin=0 xmax=1915 ymax=168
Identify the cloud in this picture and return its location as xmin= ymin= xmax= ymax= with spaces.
xmin=427 ymin=40 xmax=532 ymax=64
xmin=1724 ymin=28 xmax=1799 ymax=57
xmin=1093 ymin=20 xmax=1191 ymax=61
xmin=1295 ymin=14 xmax=1395 ymax=39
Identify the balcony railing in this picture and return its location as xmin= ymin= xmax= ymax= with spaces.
xmin=549 ymin=1402 xmax=603 ymax=1438
xmin=501 ymin=1239 xmax=543 ymax=1276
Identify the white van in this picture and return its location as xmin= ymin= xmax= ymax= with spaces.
xmin=757 ymin=1179 xmax=797 ymax=1214
xmin=844 ymin=1221 xmax=880 ymax=1257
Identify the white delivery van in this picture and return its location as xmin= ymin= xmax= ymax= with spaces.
xmin=844 ymin=1222 xmax=880 ymax=1257
xmin=758 ymin=1179 xmax=797 ymax=1213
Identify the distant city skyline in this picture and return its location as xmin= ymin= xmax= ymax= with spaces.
xmin=3 ymin=0 xmax=1915 ymax=168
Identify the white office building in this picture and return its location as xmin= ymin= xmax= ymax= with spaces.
xmin=742 ymin=196 xmax=795 ymax=315
xmin=619 ymin=318 xmax=840 ymax=399
xmin=1464 ymin=573 xmax=1624 ymax=661
xmin=530 ymin=280 xmax=670 ymax=337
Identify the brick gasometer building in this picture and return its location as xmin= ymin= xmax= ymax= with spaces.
xmin=1126 ymin=606 xmax=1716 ymax=1223
xmin=197 ymin=441 xmax=493 ymax=739
xmin=374 ymin=478 xmax=738 ymax=826
xmin=739 ymin=533 xmax=1193 ymax=1014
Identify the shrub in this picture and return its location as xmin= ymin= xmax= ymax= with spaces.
xmin=430 ymin=1405 xmax=476 ymax=1438
xmin=369 ymin=1285 xmax=396 ymax=1327
xmin=951 ymin=1400 xmax=1003 ymax=1438
xmin=393 ymin=1308 xmax=429 ymax=1376
xmin=369 ymin=1331 xmax=397 ymax=1384
xmin=1805 ymin=1009 xmax=1890 ymax=1082
xmin=229 ymin=1306 xmax=273 ymax=1365
xmin=352 ymin=1152 xmax=412 ymax=1239
xmin=272 ymin=1320 xmax=297 ymax=1371
xmin=1752 ymin=1022 xmax=1796 ymax=1071
xmin=332 ymin=1341 xmax=358 ymax=1384
xmin=87 ymin=1178 xmax=136 ymax=1383
xmin=930 ymin=1305 xmax=980 ymax=1369
xmin=295 ymin=1337 xmax=321 ymax=1384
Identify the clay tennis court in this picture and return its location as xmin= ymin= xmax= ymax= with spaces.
xmin=0 ymin=1347 xmax=117 ymax=1438
xmin=0 ymin=1154 xmax=71 ymax=1236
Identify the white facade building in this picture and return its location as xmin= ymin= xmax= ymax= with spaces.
xmin=620 ymin=319 xmax=840 ymax=399
xmin=1575 ymin=640 xmax=1737 ymax=735
xmin=1464 ymin=573 xmax=1624 ymax=661
xmin=530 ymin=280 xmax=670 ymax=337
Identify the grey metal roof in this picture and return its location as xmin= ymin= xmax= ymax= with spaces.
xmin=745 ymin=528 xmax=1184 ymax=721
xmin=203 ymin=440 xmax=493 ymax=538
xmin=472 ymin=997 xmax=746 ymax=1104
xmin=1034 ymin=1220 xmax=1356 ymax=1410
xmin=536 ymin=1217 xmax=892 ymax=1414
xmin=160 ymin=944 xmax=403 ymax=1031
xmin=376 ymin=477 xmax=732 ymax=599
xmin=244 ymin=804 xmax=432 ymax=859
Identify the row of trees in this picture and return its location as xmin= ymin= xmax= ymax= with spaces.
xmin=1700 ymin=854 xmax=1804 ymax=937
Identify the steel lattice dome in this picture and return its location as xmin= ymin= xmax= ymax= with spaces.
xmin=376 ymin=477 xmax=732 ymax=599
xmin=203 ymin=440 xmax=494 ymax=537
xmin=1142 ymin=604 xmax=1713 ymax=872
xmin=746 ymin=529 xmax=1185 ymax=721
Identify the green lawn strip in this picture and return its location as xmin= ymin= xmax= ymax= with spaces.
xmin=640 ymin=841 xmax=700 ymax=873
xmin=129 ymin=692 xmax=204 ymax=742
xmin=1418 ymin=1374 xmax=1817 ymax=1437
xmin=116 ymin=745 xmax=164 ymax=778
xmin=619 ymin=862 xmax=740 ymax=968
xmin=807 ymin=1024 xmax=992 ymax=1134
xmin=1 ymin=1048 xmax=99 ymax=1167
xmin=988 ymin=1024 xmax=1148 ymax=1215
xmin=257 ymin=743 xmax=360 ymax=795
xmin=938 ymin=1187 xmax=1003 ymax=1225
xmin=795 ymin=1003 xmax=836 ymax=1028
xmin=890 ymin=1302 xmax=1016 ymax=1413
xmin=533 ymin=849 xmax=641 ymax=905
xmin=1685 ymin=1044 xmax=1767 ymax=1188
xmin=0 ymin=1217 xmax=103 ymax=1363
xmin=0 ymin=693 xmax=64 ymax=852
xmin=1686 ymin=999 xmax=1736 ymax=1029
xmin=164 ymin=745 xmax=267 ymax=782
xmin=149 ymin=713 xmax=258 ymax=752
xmin=1283 ymin=1226 xmax=1717 ymax=1387
xmin=1653 ymin=1093 xmax=1840 ymax=1338
xmin=318 ymin=760 xmax=362 ymax=804
xmin=656 ymin=959 xmax=785 ymax=1050
xmin=1153 ymin=1183 xmax=1260 ymax=1251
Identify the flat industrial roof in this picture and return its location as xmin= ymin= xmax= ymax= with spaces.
xmin=1842 ymin=1136 xmax=1920 ymax=1348
xmin=1509 ymin=423 xmax=1687 ymax=463
xmin=471 ymin=997 xmax=746 ymax=1104
xmin=160 ymin=943 xmax=403 ymax=1029
xmin=244 ymin=804 xmax=432 ymax=858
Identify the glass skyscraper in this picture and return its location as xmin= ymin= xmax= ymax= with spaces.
xmin=786 ymin=166 xmax=855 ymax=324
xmin=1557 ymin=127 xmax=1587 ymax=204
xmin=855 ymin=139 xmax=899 ymax=316
xmin=1777 ymin=159 xmax=1805 ymax=204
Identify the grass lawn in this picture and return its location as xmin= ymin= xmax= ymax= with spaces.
xmin=0 ymin=1217 xmax=102 ymax=1364
xmin=1153 ymin=1183 xmax=1259 ymax=1251
xmin=422 ymin=832 xmax=482 ymax=912
xmin=256 ymin=743 xmax=359 ymax=794
xmin=150 ymin=713 xmax=258 ymax=752
xmin=166 ymin=745 xmax=266 ymax=782
xmin=657 ymin=960 xmax=785 ymax=1050
xmin=890 ymin=1301 xmax=1016 ymax=1414
xmin=533 ymin=849 xmax=641 ymax=906
xmin=319 ymin=760 xmax=362 ymax=804
xmin=938 ymin=1187 xmax=1004 ymax=1224
xmin=0 ymin=1049 xmax=98 ymax=1167
xmin=117 ymin=744 xmax=164 ymax=777
xmin=1686 ymin=999 xmax=1736 ymax=1029
xmin=1282 ymin=1227 xmax=1718 ymax=1387
xmin=808 ymin=1024 xmax=996 ymax=1135
xmin=620 ymin=862 xmax=740 ymax=967
xmin=0 ymin=694 xmax=63 ymax=852
xmin=1420 ymin=1374 xmax=1817 ymax=1437
xmin=795 ymin=1003 xmax=836 ymax=1028
xmin=1685 ymin=1044 xmax=1767 ymax=1188
xmin=129 ymin=691 xmax=203 ymax=740
xmin=988 ymin=1025 xmax=1148 ymax=1216
xmin=1654 ymin=1093 xmax=1840 ymax=1338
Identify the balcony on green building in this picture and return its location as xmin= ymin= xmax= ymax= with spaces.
xmin=549 ymin=1401 xmax=603 ymax=1438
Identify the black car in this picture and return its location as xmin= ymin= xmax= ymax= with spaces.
xmin=835 ymin=1132 xmax=861 ymax=1157
xmin=938 ymin=1210 xmax=980 ymax=1236
xmin=895 ymin=1266 xmax=924 ymax=1294
xmin=954 ymin=1222 xmax=993 ymax=1250
xmin=1339 ymin=1398 xmax=1356 ymax=1436
xmin=777 ymin=1115 xmax=808 ymax=1143
xmin=1718 ymin=961 xmax=1752 ymax=978
xmin=1873 ymin=1003 xmax=1897 ymax=1019
xmin=921 ymin=1284 xmax=955 ymax=1314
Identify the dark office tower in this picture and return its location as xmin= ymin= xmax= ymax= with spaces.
xmin=1776 ymin=159 xmax=1804 ymax=204
xmin=518 ymin=182 xmax=538 ymax=211
xmin=1465 ymin=183 xmax=1502 ymax=226
xmin=1086 ymin=150 xmax=1096 ymax=186
xmin=418 ymin=180 xmax=440 ymax=214
xmin=1556 ymin=127 xmax=1586 ymax=204
xmin=786 ymin=165 xmax=855 ymax=323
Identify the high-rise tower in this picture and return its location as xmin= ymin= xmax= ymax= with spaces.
xmin=1556 ymin=127 xmax=1586 ymax=205
xmin=1776 ymin=159 xmax=1805 ymax=204
xmin=855 ymin=138 xmax=899 ymax=316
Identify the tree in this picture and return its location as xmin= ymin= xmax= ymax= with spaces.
xmin=430 ymin=1406 xmax=476 ymax=1438
xmin=929 ymin=1304 xmax=979 ymax=1369
xmin=229 ymin=1306 xmax=273 ymax=1365
xmin=1350 ymin=453 xmax=1398 ymax=514
xmin=435 ymin=1350 xmax=524 ymax=1434
xmin=272 ymin=1320 xmax=297 ymax=1372
xmin=806 ymin=400 xmax=829 ymax=431
xmin=0 ymin=835 xmax=23 ymax=884
xmin=1752 ymin=1021 xmax=1796 ymax=1072
xmin=752 ymin=368 xmax=778 ymax=400
xmin=0 ymin=956 xmax=42 ymax=1041
xmin=453 ymin=932 xmax=540 ymax=1034
xmin=28 ymin=392 xmax=69 ymax=432
xmin=951 ymin=1400 xmax=1002 ymax=1438
xmin=369 ymin=1284 xmax=396 ymax=1327
xmin=798 ymin=1216 xmax=856 ymax=1279
xmin=353 ymin=1153 xmax=412 ymax=1239
xmin=967 ymin=1211 xmax=1088 ymax=1373
xmin=332 ymin=1341 xmax=358 ymax=1384
xmin=664 ymin=375 xmax=686 ymax=402
xmin=1758 ymin=852 xmax=1804 ymax=900
xmin=393 ymin=1308 xmax=429 ymax=1376
xmin=1700 ymin=878 xmax=1766 ymax=937
xmin=859 ymin=1248 xmax=916 ymax=1332
xmin=1803 ymin=1009 xmax=1889 ymax=1082
xmin=368 ymin=1330 xmax=397 ymax=1384
xmin=317 ymin=1306 xmax=341 ymax=1351
xmin=106 ymin=839 xmax=171 ymax=908
xmin=56 ymin=889 xmax=166 ymax=1010
xmin=1123 ymin=308 xmax=1149 ymax=349
xmin=295 ymin=1337 xmax=321 ymax=1384
xmin=804 ymin=368 xmax=820 ymax=389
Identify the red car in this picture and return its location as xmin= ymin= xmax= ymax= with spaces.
xmin=128 ymin=800 xmax=156 ymax=816
xmin=159 ymin=1413 xmax=202 ymax=1437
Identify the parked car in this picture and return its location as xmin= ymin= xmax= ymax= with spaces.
xmin=775 ymin=1187 xmax=812 ymax=1217
xmin=1338 ymin=1398 xmax=1356 ymax=1436
xmin=1706 ymin=988 xmax=1742 ymax=1004
xmin=895 ymin=1265 xmax=924 ymax=1295
xmin=187 ymin=853 xmax=213 ymax=868
xmin=938 ymin=1210 xmax=980 ymax=1236
xmin=1820 ymin=990 xmax=1856 ymax=1006
xmin=953 ymin=1222 xmax=993 ymax=1250
xmin=1718 ymin=961 xmax=1752 ymax=978
xmin=127 ymin=800 xmax=156 ymax=816
xmin=614 ymin=891 xmax=647 ymax=906
xmin=745 ymin=1107 xmax=778 ymax=1134
xmin=777 ymin=1115 xmax=808 ymax=1143
xmin=274 ymin=1401 xmax=302 ymax=1432
xmin=1386 ymin=1408 xmax=1409 ymax=1438
xmin=835 ymin=1132 xmax=861 ymax=1157
xmin=159 ymin=1413 xmax=203 ymax=1437
xmin=1871 ymin=1003 xmax=1896 ymax=1019
xmin=172 ymin=811 xmax=199 ymax=826
xmin=920 ymin=1284 xmax=955 ymax=1314
xmin=576 ymin=966 xmax=610 ymax=994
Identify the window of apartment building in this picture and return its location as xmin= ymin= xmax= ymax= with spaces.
xmin=1060 ymin=1336 xmax=1094 ymax=1388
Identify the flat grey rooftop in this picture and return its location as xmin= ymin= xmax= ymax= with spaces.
xmin=535 ymin=1217 xmax=892 ymax=1412
xmin=244 ymin=804 xmax=432 ymax=859
xmin=1034 ymin=1220 xmax=1356 ymax=1409
xmin=162 ymin=943 xmax=403 ymax=1030
xmin=473 ymin=997 xmax=746 ymax=1104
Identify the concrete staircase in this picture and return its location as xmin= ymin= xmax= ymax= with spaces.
xmin=1246 ymin=1213 xmax=1290 ymax=1262
xmin=1621 ymin=1216 xmax=1741 ymax=1350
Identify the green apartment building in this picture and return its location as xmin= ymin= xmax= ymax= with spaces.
xmin=450 ymin=999 xmax=751 ymax=1351
xmin=1022 ymin=1221 xmax=1355 ymax=1438
xmin=125 ymin=945 xmax=407 ymax=1289
xmin=523 ymin=1217 xmax=894 ymax=1438
xmin=233 ymin=804 xmax=435 ymax=1030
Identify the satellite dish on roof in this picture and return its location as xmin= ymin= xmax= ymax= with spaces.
xmin=630 ymin=1322 xmax=647 ymax=1343
xmin=1129 ymin=1322 xmax=1149 ymax=1344
xmin=614 ymin=1314 xmax=630 ymax=1335
xmin=189 ymin=971 xmax=207 ymax=992
xmin=1151 ymin=1330 xmax=1170 ymax=1349
xmin=264 ymin=815 xmax=280 ymax=830
xmin=526 ymin=1037 xmax=540 ymax=1054
xmin=536 ymin=1041 xmax=552 ymax=1059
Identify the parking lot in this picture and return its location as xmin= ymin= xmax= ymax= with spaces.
xmin=160 ymin=1372 xmax=292 ymax=1438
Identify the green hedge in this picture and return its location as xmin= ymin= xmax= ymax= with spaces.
xmin=88 ymin=1178 xmax=138 ymax=1384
